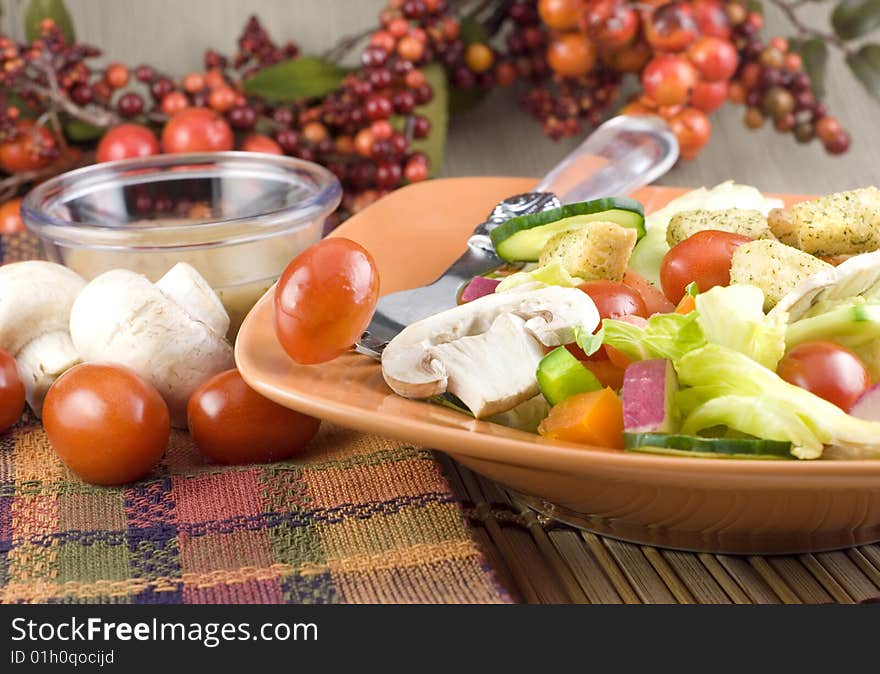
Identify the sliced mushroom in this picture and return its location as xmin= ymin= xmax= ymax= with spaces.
xmin=381 ymin=285 xmax=599 ymax=418
xmin=0 ymin=261 xmax=86 ymax=415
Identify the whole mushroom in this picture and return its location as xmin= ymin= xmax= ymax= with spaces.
xmin=0 ymin=261 xmax=86 ymax=416
xmin=69 ymin=262 xmax=233 ymax=427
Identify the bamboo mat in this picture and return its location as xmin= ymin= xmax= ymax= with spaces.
xmin=436 ymin=455 xmax=880 ymax=604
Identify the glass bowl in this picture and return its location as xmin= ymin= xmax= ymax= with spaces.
xmin=22 ymin=152 xmax=342 ymax=336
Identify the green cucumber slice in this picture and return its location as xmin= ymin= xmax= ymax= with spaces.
xmin=624 ymin=432 xmax=793 ymax=459
xmin=536 ymin=347 xmax=602 ymax=406
xmin=490 ymin=197 xmax=646 ymax=263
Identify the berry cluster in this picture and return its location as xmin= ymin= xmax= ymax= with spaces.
xmin=0 ymin=0 xmax=852 ymax=229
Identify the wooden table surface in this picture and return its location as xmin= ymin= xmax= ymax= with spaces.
xmin=3 ymin=0 xmax=874 ymax=194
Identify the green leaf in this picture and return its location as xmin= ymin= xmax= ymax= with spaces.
xmin=832 ymin=0 xmax=880 ymax=39
xmin=790 ymin=38 xmax=828 ymax=97
xmin=64 ymin=119 xmax=103 ymax=142
xmin=744 ymin=0 xmax=763 ymax=13
xmin=846 ymin=43 xmax=880 ymax=99
xmin=448 ymin=87 xmax=488 ymax=115
xmin=242 ymin=56 xmax=345 ymax=102
xmin=459 ymin=14 xmax=488 ymax=45
xmin=575 ymin=324 xmax=605 ymax=357
xmin=24 ymin=0 xmax=75 ymax=43
xmin=409 ymin=63 xmax=448 ymax=178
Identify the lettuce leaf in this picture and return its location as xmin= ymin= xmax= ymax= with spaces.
xmin=495 ymin=261 xmax=583 ymax=293
xmin=603 ymin=312 xmax=705 ymax=362
xmin=695 ymin=284 xmax=787 ymax=370
xmin=676 ymin=344 xmax=880 ymax=459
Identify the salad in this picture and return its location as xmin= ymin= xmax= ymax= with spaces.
xmin=376 ymin=182 xmax=880 ymax=461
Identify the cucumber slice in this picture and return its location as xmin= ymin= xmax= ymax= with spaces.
xmin=624 ymin=432 xmax=793 ymax=459
xmin=490 ymin=197 xmax=646 ymax=262
xmin=537 ymin=347 xmax=601 ymax=405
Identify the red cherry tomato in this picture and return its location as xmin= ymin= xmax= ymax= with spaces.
xmin=161 ymin=107 xmax=233 ymax=153
xmin=274 ymin=237 xmax=380 ymax=364
xmin=777 ymin=341 xmax=870 ymax=411
xmin=96 ymin=124 xmax=160 ymax=163
xmin=660 ymin=230 xmax=751 ymax=303
xmin=622 ymin=270 xmax=676 ymax=315
xmin=0 ymin=197 xmax=25 ymax=234
xmin=42 ymin=363 xmax=170 ymax=485
xmin=187 ymin=369 xmax=321 ymax=465
xmin=0 ymin=348 xmax=25 ymax=432
xmin=578 ymin=280 xmax=649 ymax=320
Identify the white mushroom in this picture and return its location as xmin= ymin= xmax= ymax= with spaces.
xmin=381 ymin=285 xmax=599 ymax=418
xmin=0 ymin=261 xmax=86 ymax=416
xmin=771 ymin=250 xmax=880 ymax=321
xmin=69 ymin=262 xmax=233 ymax=427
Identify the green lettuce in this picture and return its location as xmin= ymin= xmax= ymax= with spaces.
xmin=676 ymin=344 xmax=880 ymax=459
xmin=603 ymin=312 xmax=705 ymax=362
xmin=695 ymin=284 xmax=787 ymax=370
xmin=495 ymin=262 xmax=583 ymax=293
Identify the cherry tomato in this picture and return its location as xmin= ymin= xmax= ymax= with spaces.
xmin=161 ymin=107 xmax=233 ymax=153
xmin=578 ymin=280 xmax=649 ymax=320
xmin=660 ymin=230 xmax=751 ymax=303
xmin=274 ymin=237 xmax=380 ymax=364
xmin=777 ymin=342 xmax=870 ymax=411
xmin=187 ymin=369 xmax=321 ymax=465
xmin=0 ymin=197 xmax=25 ymax=234
xmin=96 ymin=124 xmax=160 ymax=163
xmin=0 ymin=121 xmax=54 ymax=173
xmin=0 ymin=348 xmax=25 ymax=432
xmin=622 ymin=270 xmax=676 ymax=315
xmin=42 ymin=363 xmax=170 ymax=485
xmin=583 ymin=358 xmax=626 ymax=390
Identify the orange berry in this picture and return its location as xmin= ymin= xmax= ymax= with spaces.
xmin=241 ymin=133 xmax=283 ymax=155
xmin=769 ymin=36 xmax=788 ymax=53
xmin=104 ymin=63 xmax=129 ymax=89
xmin=397 ymin=35 xmax=425 ymax=61
xmin=405 ymin=69 xmax=425 ymax=88
xmin=547 ymin=33 xmax=596 ymax=78
xmin=204 ymin=68 xmax=225 ymax=90
xmin=727 ymin=80 xmax=747 ymax=104
xmin=0 ymin=197 xmax=24 ymax=234
xmin=160 ymin=91 xmax=189 ymax=116
xmin=354 ymin=128 xmax=375 ymax=158
xmin=388 ymin=18 xmax=409 ymax=39
xmin=302 ymin=121 xmax=328 ymax=144
xmin=183 ymin=72 xmax=205 ymax=93
xmin=539 ymin=0 xmax=583 ymax=30
xmin=335 ymin=135 xmax=355 ymax=154
xmin=785 ymin=52 xmax=803 ymax=71
xmin=465 ymin=43 xmax=494 ymax=73
xmin=208 ymin=86 xmax=237 ymax=113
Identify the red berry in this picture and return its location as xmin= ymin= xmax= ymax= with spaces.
xmin=641 ymin=54 xmax=698 ymax=106
xmin=365 ymin=95 xmax=393 ymax=120
xmin=371 ymin=119 xmax=394 ymax=140
xmin=825 ymin=130 xmax=850 ymax=155
xmin=692 ymin=0 xmax=731 ymax=39
xmin=117 ymin=92 xmax=144 ymax=118
xmin=582 ymin=0 xmax=639 ymax=50
xmin=687 ymin=36 xmax=738 ymax=82
xmin=412 ymin=115 xmax=431 ymax=138
xmin=241 ymin=133 xmax=283 ymax=155
xmin=646 ymin=2 xmax=699 ymax=52
xmin=161 ymin=107 xmax=233 ymax=153
xmin=105 ymin=63 xmax=130 ymax=88
xmin=405 ymin=157 xmax=429 ymax=182
xmin=375 ymin=161 xmax=403 ymax=187
xmin=160 ymin=91 xmax=189 ymax=116
xmin=228 ymin=105 xmax=257 ymax=130
xmin=670 ymin=107 xmax=712 ymax=158
xmin=690 ymin=79 xmax=727 ymax=112
xmin=96 ymin=124 xmax=160 ymax=163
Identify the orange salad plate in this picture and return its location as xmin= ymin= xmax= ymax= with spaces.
xmin=236 ymin=176 xmax=880 ymax=554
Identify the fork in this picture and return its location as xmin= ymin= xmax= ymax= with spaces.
xmin=355 ymin=114 xmax=679 ymax=359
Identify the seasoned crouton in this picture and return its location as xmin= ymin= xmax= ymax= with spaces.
xmin=784 ymin=187 xmax=880 ymax=255
xmin=666 ymin=208 xmax=772 ymax=247
xmin=538 ymin=221 xmax=637 ymax=282
xmin=767 ymin=207 xmax=798 ymax=246
xmin=729 ymin=239 xmax=833 ymax=310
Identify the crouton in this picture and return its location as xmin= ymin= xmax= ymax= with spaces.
xmin=666 ymin=208 xmax=772 ymax=247
xmin=767 ymin=207 xmax=798 ymax=246
xmin=784 ymin=187 xmax=880 ymax=255
xmin=538 ymin=220 xmax=637 ymax=282
xmin=729 ymin=239 xmax=833 ymax=310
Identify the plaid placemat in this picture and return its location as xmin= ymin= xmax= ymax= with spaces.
xmin=0 ymin=231 xmax=511 ymax=604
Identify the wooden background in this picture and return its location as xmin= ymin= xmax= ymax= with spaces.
xmin=3 ymin=0 xmax=876 ymax=193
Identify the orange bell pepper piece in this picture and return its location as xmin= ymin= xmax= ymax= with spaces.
xmin=538 ymin=387 xmax=624 ymax=449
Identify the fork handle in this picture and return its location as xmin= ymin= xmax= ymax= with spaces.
xmin=535 ymin=114 xmax=679 ymax=204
